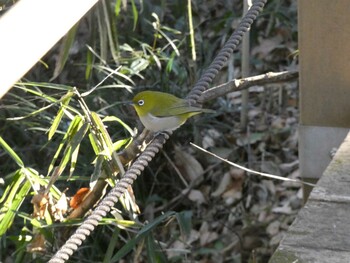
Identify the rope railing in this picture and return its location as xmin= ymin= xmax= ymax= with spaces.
xmin=48 ymin=0 xmax=267 ymax=262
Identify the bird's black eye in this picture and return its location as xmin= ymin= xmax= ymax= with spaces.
xmin=138 ymin=99 xmax=144 ymax=106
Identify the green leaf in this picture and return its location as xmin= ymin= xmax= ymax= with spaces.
xmin=176 ymin=210 xmax=192 ymax=238
xmin=102 ymin=115 xmax=134 ymax=136
xmin=91 ymin=112 xmax=114 ymax=156
xmin=166 ymin=52 xmax=176 ymax=73
xmin=9 ymin=84 xmax=79 ymax=121
xmin=130 ymin=58 xmax=150 ymax=74
xmin=130 ymin=0 xmax=138 ymax=31
xmin=89 ymin=132 xmax=100 ymax=155
xmin=15 ymin=81 xmax=73 ymax=91
xmin=50 ymin=23 xmax=79 ymax=81
xmin=53 ymin=120 xmax=89 ymax=178
xmin=25 ymin=168 xmax=61 ymax=200
xmin=103 ymin=227 xmax=120 ymax=263
xmin=112 ymin=138 xmax=130 ymax=152
xmin=0 ymin=136 xmax=24 ymax=167
xmin=0 ymin=169 xmax=31 ymax=237
xmin=48 ymin=116 xmax=83 ymax=176
xmin=48 ymin=91 xmax=74 ymax=140
xmin=100 ymin=0 xmax=118 ymax=63
xmin=110 ymin=211 xmax=175 ymax=262
xmin=68 ymin=121 xmax=90 ymax=177
xmin=146 ymin=234 xmax=167 ymax=263
xmin=115 ymin=0 xmax=122 ymax=17
xmin=85 ymin=47 xmax=94 ymax=80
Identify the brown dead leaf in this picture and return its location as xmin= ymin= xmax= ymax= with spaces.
xmin=282 ymin=169 xmax=301 ymax=188
xmin=222 ymin=188 xmax=242 ymax=205
xmin=70 ymin=187 xmax=90 ymax=209
xmin=186 ymin=229 xmax=200 ymax=244
xmin=212 ymin=168 xmax=245 ymax=199
xmin=279 ymin=160 xmax=299 ymax=175
xmin=27 ymin=233 xmax=46 ymax=253
xmin=266 ymin=221 xmax=280 ymax=237
xmin=184 ymin=189 xmax=206 ymax=205
xmin=167 ymin=230 xmax=199 ymax=258
xmin=213 ymin=168 xmax=245 ymax=205
xmin=252 ymin=35 xmax=283 ymax=58
xmin=31 ymin=191 xmax=49 ymax=220
xmin=272 ymin=204 xmax=292 ymax=215
xmin=53 ymin=192 xmax=68 ymax=221
xmin=202 ymin=129 xmax=221 ymax=149
xmin=237 ymin=133 xmax=265 ymax=146
xmin=174 ymin=146 xmax=204 ymax=185
xmin=211 ymin=172 xmax=231 ymax=197
xmin=199 ymin=222 xmax=218 ymax=246
xmin=261 ymin=161 xmax=281 ymax=176
xmin=269 ymin=231 xmax=285 ymax=247
xmin=248 ymin=108 xmax=263 ymax=120
xmin=205 ymin=147 xmax=233 ymax=164
xmin=166 ymin=240 xmax=187 ymax=259
xmin=271 ymin=116 xmax=286 ymax=129
xmin=261 ymin=180 xmax=276 ymax=195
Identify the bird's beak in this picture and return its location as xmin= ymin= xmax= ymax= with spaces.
xmin=124 ymin=101 xmax=134 ymax=106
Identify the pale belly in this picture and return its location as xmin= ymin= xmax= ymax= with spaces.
xmin=139 ymin=113 xmax=185 ymax=132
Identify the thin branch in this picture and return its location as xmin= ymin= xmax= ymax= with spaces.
xmin=191 ymin=142 xmax=316 ymax=187
xmin=199 ymin=70 xmax=299 ymax=103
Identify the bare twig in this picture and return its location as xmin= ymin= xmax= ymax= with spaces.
xmin=199 ymin=70 xmax=299 ymax=103
xmin=190 ymin=142 xmax=315 ymax=187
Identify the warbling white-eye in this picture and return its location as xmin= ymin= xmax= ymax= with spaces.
xmin=131 ymin=91 xmax=213 ymax=132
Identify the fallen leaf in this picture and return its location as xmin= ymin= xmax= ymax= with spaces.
xmin=272 ymin=204 xmax=292 ymax=215
xmin=211 ymin=172 xmax=232 ymax=197
xmin=199 ymin=222 xmax=218 ymax=246
xmin=269 ymin=231 xmax=285 ymax=247
xmin=184 ymin=189 xmax=206 ymax=205
xmin=266 ymin=221 xmax=280 ymax=237
xmin=70 ymin=187 xmax=90 ymax=209
xmin=174 ymin=146 xmax=204 ymax=185
xmin=252 ymin=35 xmax=284 ymax=57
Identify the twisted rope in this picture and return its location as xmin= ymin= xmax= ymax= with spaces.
xmin=49 ymin=1 xmax=267 ymax=262
xmin=187 ymin=0 xmax=267 ymax=103
xmin=49 ymin=133 xmax=170 ymax=263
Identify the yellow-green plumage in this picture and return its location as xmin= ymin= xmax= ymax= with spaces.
xmin=132 ymin=91 xmax=212 ymax=132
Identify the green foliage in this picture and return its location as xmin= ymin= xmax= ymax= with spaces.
xmin=0 ymin=0 xmax=197 ymax=260
xmin=0 ymin=0 xmax=299 ymax=262
xmin=0 ymin=169 xmax=30 ymax=237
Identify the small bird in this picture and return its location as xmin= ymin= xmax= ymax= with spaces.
xmin=131 ymin=91 xmax=213 ymax=132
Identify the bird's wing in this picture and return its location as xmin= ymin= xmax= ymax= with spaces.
xmin=153 ymin=101 xmax=214 ymax=117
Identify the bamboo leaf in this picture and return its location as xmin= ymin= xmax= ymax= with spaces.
xmin=176 ymin=210 xmax=192 ymax=238
xmin=145 ymin=235 xmax=157 ymax=263
xmin=48 ymin=116 xmax=82 ymax=176
xmin=146 ymin=234 xmax=167 ymax=263
xmin=48 ymin=91 xmax=74 ymax=140
xmin=114 ymin=0 xmax=122 ymax=17
xmin=54 ymin=120 xmax=88 ymax=178
xmin=112 ymin=138 xmax=130 ymax=152
xmin=103 ymin=227 xmax=120 ymax=263
xmin=68 ymin=122 xmax=90 ymax=177
xmin=91 ymin=112 xmax=114 ymax=156
xmin=0 ymin=136 xmax=24 ymax=167
xmin=85 ymin=46 xmax=94 ymax=80
xmin=0 ymin=169 xmax=31 ymax=237
xmin=102 ymin=115 xmax=134 ymax=136
xmin=25 ymin=168 xmax=61 ymax=200
xmin=110 ymin=211 xmax=175 ymax=262
xmin=130 ymin=0 xmax=138 ymax=31
xmin=50 ymin=24 xmax=79 ymax=81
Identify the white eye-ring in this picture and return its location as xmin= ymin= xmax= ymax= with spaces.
xmin=138 ymin=99 xmax=144 ymax=106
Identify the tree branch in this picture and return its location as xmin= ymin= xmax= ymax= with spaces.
xmin=199 ymin=70 xmax=299 ymax=103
